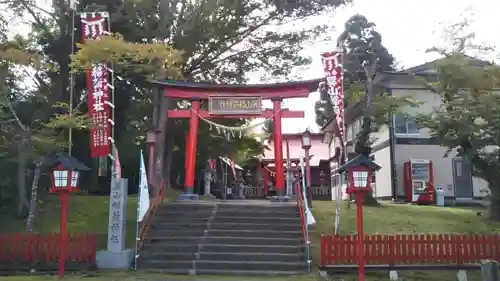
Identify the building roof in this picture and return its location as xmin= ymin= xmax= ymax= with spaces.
xmin=46 ymin=152 xmax=90 ymax=171
xmin=219 ymin=156 xmax=243 ymax=170
xmin=335 ymin=154 xmax=381 ymax=173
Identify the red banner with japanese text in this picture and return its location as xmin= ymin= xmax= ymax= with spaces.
xmin=80 ymin=13 xmax=111 ymax=158
xmin=320 ymin=51 xmax=344 ymax=137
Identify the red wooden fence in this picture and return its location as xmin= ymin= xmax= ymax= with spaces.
xmin=0 ymin=232 xmax=96 ymax=269
xmin=321 ymin=234 xmax=500 ymax=266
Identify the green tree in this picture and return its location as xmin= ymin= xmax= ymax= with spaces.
xmin=314 ymin=14 xmax=397 ymax=128
xmin=0 ymin=34 xmax=83 ymax=218
xmin=314 ymin=15 xmax=410 ymax=157
xmin=414 ymin=20 xmax=500 ymax=219
xmin=317 ymin=15 xmax=412 ymax=208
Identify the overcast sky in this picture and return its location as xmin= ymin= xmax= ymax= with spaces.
xmin=261 ymin=0 xmax=500 ymax=134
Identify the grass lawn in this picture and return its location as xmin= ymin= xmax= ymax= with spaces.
xmin=0 ymin=187 xmax=180 ymax=249
xmin=0 ymin=272 xmax=318 ymax=281
xmin=309 ymin=200 xmax=500 ymax=281
xmin=1 ymin=194 xmax=499 ymax=280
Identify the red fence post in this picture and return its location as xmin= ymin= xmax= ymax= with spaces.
xmin=320 ymin=235 xmax=326 ymax=266
xmin=90 ymin=234 xmax=97 ymax=265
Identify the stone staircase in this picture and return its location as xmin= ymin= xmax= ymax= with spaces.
xmin=138 ymin=201 xmax=306 ymax=276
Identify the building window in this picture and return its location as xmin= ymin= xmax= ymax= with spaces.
xmin=393 ymin=113 xmax=420 ymax=135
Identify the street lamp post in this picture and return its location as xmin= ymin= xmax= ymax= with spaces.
xmin=48 ymin=153 xmax=90 ymax=279
xmin=301 ymin=129 xmax=313 ymax=208
xmin=338 ymin=155 xmax=380 ymax=281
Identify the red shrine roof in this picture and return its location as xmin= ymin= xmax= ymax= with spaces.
xmin=153 ymin=78 xmax=325 ymax=99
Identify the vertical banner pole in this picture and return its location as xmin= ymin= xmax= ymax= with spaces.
xmin=299 ymin=156 xmax=311 ymax=273
xmin=68 ymin=8 xmax=76 ymax=156
xmin=134 ymin=152 xmax=143 ymax=270
xmin=320 ymin=50 xmax=344 ymax=235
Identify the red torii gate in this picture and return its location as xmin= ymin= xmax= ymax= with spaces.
xmin=150 ymin=79 xmax=322 ymax=200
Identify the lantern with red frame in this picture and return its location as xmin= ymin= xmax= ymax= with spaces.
xmin=49 ymin=153 xmax=90 ymax=194
xmin=301 ymin=128 xmax=312 ymax=150
xmin=340 ymin=155 xmax=380 ymax=194
xmin=50 ymin=165 xmax=81 ymax=193
xmin=346 ymin=165 xmax=373 ymax=194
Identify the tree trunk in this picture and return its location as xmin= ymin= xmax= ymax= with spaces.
xmin=26 ymin=161 xmax=41 ymax=232
xmin=155 ymin=95 xmax=170 ymax=192
xmin=358 ymin=63 xmax=380 ymax=207
xmin=16 ymin=135 xmax=29 ymax=217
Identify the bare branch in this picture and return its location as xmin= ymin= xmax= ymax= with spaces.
xmin=6 ymin=101 xmax=27 ymax=131
xmin=16 ymin=0 xmax=55 ymax=41
xmin=187 ymin=13 xmax=278 ymax=73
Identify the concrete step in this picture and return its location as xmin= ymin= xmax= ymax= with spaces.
xmin=195 ymin=260 xmax=305 ymax=272
xmin=138 ymin=259 xmax=193 ymax=270
xmin=153 ymin=222 xmax=208 ymax=230
xmin=139 ymin=252 xmax=195 ymax=261
xmin=138 ymin=268 xmax=192 ymax=275
xmin=141 ymin=268 xmax=303 ymax=276
xmin=209 ymin=229 xmax=301 ymax=239
xmin=210 ymin=222 xmax=300 ymax=231
xmin=204 ymin=236 xmax=301 ymax=246
xmin=150 ymin=229 xmax=300 ymax=239
xmin=212 ymin=216 xmax=301 ymax=225
xmin=154 ymin=211 xmax=214 ymax=219
xmin=216 ymin=210 xmax=298 ymax=216
xmin=158 ymin=203 xmax=214 ymax=211
xmin=141 ymin=243 xmax=198 ymax=253
xmin=215 ymin=210 xmax=299 ymax=218
xmin=200 ymin=244 xmax=301 ymax=254
xmin=152 ymin=221 xmax=300 ymax=232
xmin=199 ymin=252 xmax=304 ymax=263
xmin=151 ymin=229 xmax=207 ymax=238
xmin=153 ymin=216 xmax=210 ymax=224
xmin=148 ymin=236 xmax=300 ymax=246
xmin=194 ymin=268 xmax=305 ymax=276
xmin=217 ymin=203 xmax=296 ymax=210
xmin=140 ymin=251 xmax=304 ymax=263
xmin=149 ymin=236 xmax=203 ymax=244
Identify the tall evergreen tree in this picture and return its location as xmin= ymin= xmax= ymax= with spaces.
xmin=314 ymin=14 xmax=397 ymax=130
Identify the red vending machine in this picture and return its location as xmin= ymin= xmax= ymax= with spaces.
xmin=404 ymin=159 xmax=435 ymax=204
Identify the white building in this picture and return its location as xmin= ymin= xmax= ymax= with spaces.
xmin=322 ymin=62 xmax=490 ymax=204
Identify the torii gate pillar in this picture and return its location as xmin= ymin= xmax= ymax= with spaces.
xmin=183 ymin=98 xmax=201 ymax=196
xmin=272 ymin=97 xmax=285 ymax=197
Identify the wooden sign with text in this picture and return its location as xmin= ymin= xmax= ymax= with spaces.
xmin=209 ymin=96 xmax=262 ymax=115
